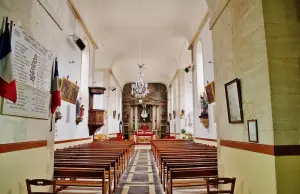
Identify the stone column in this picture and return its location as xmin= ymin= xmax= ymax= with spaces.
xmin=130 ymin=106 xmax=133 ymax=130
xmin=153 ymin=106 xmax=157 ymax=129
xmin=152 ymin=106 xmax=155 ymax=129
xmin=134 ymin=105 xmax=138 ymax=130
xmin=262 ymin=2 xmax=300 ymax=193
xmin=156 ymin=105 xmax=160 ymax=130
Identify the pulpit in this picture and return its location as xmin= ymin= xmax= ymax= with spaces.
xmin=88 ymin=87 xmax=106 ymax=136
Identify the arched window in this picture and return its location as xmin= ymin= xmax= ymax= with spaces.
xmin=196 ymin=41 xmax=204 ymax=100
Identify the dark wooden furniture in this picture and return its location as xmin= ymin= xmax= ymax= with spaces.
xmin=151 ymin=140 xmax=218 ymax=194
xmin=54 ymin=167 xmax=107 ymax=194
xmin=88 ymin=87 xmax=106 ymax=136
xmin=53 ymin=140 xmax=135 ymax=194
xmin=26 ymin=179 xmax=56 ymax=194
xmin=206 ymin=177 xmax=236 ymax=194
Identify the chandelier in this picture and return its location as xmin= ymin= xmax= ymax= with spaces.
xmin=131 ymin=65 xmax=148 ymax=99
xmin=131 ymin=37 xmax=149 ymax=99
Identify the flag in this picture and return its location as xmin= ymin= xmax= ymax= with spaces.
xmin=51 ymin=58 xmax=61 ymax=113
xmin=0 ymin=17 xmax=17 ymax=103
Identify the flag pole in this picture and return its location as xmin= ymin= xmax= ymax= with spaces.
xmin=49 ymin=57 xmax=56 ymax=132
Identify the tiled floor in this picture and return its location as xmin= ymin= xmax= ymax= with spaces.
xmin=115 ymin=145 xmax=163 ymax=194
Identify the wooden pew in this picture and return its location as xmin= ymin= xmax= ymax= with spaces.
xmin=53 ymin=140 xmax=135 ymax=193
xmin=54 ymin=162 xmax=113 ymax=194
xmin=158 ymin=154 xmax=217 ymax=182
xmin=151 ymin=140 xmax=218 ymax=193
xmin=167 ymin=166 xmax=218 ymax=194
xmin=55 ymin=152 xmax=125 ymax=173
xmin=54 ymin=167 xmax=108 ymax=194
xmin=164 ymin=161 xmax=217 ymax=191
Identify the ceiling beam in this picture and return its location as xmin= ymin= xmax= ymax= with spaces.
xmin=188 ymin=11 xmax=209 ymax=50
xmin=67 ymin=0 xmax=99 ymax=49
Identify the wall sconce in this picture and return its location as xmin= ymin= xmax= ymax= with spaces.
xmin=185 ymin=64 xmax=194 ymax=73
xmin=55 ymin=108 xmax=62 ymax=123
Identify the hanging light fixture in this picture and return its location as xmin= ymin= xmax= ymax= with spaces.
xmin=131 ymin=38 xmax=148 ymax=99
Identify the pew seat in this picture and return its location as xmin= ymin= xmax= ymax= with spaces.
xmin=54 ymin=167 xmax=108 ymax=194
xmin=56 ymin=179 xmax=108 ymax=188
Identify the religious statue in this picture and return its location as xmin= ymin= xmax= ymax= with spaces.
xmin=200 ymin=93 xmax=208 ymax=114
xmin=79 ymin=105 xmax=84 ymax=118
xmin=199 ymin=93 xmax=209 ymax=128
xmin=180 ymin=109 xmax=185 ymax=118
xmin=75 ymin=101 xmax=84 ymax=125
xmin=76 ymin=97 xmax=82 ymax=118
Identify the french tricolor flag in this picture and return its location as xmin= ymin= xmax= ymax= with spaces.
xmin=0 ymin=17 xmax=17 ymax=103
xmin=51 ymin=58 xmax=61 ymax=113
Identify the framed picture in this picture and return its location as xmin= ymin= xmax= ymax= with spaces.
xmin=225 ymin=78 xmax=244 ymax=124
xmin=60 ymin=78 xmax=79 ymax=104
xmin=248 ymin=120 xmax=258 ymax=143
xmin=205 ymin=81 xmax=216 ymax=104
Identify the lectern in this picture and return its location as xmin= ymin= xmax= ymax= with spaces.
xmin=88 ymin=87 xmax=106 ymax=138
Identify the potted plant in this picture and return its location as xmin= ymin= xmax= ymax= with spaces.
xmin=181 ymin=129 xmax=187 ymax=139
xmin=185 ymin=132 xmax=193 ymax=141
xmin=199 ymin=112 xmax=209 ymax=128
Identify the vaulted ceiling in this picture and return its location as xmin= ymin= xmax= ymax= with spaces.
xmin=73 ymin=0 xmax=208 ymax=87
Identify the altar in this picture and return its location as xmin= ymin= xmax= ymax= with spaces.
xmin=135 ymin=124 xmax=156 ymax=144
xmin=122 ymin=83 xmax=168 ymax=140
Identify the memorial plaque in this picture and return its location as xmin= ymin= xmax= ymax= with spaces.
xmin=2 ymin=24 xmax=53 ymax=119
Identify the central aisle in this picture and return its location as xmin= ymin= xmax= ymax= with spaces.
xmin=115 ymin=146 xmax=163 ymax=194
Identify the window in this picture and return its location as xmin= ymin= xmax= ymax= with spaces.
xmin=196 ymin=41 xmax=204 ymax=101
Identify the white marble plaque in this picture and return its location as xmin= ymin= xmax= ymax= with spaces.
xmin=10 ymin=24 xmax=53 ymax=92
xmin=3 ymin=82 xmax=50 ymax=119
xmin=2 ymin=25 xmax=52 ymax=119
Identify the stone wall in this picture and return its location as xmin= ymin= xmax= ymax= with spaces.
xmin=208 ymin=0 xmax=276 ymax=193
xmin=208 ymin=0 xmax=300 ymax=193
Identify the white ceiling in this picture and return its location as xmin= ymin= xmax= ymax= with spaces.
xmin=73 ymin=0 xmax=208 ymax=87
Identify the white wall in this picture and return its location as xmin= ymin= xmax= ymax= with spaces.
xmin=192 ymin=19 xmax=217 ymax=139
xmin=54 ymin=21 xmax=92 ymax=141
xmin=184 ymin=70 xmax=194 ymax=134
xmin=0 ymin=0 xmax=94 ymax=192
xmin=169 ymin=70 xmax=189 ymax=136
xmin=0 ymin=0 xmax=94 ymax=143
xmin=93 ymin=70 xmax=122 ymax=136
